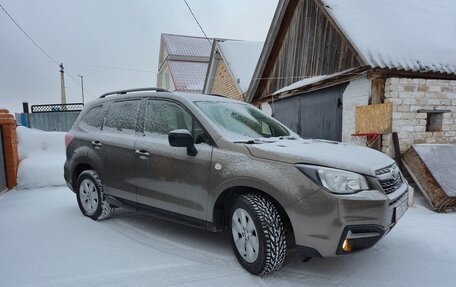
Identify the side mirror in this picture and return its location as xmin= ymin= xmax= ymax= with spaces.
xmin=168 ymin=129 xmax=198 ymax=156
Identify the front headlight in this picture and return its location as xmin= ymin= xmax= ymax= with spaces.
xmin=296 ymin=165 xmax=369 ymax=194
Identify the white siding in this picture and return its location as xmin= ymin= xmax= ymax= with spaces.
xmin=342 ymin=77 xmax=371 ymax=145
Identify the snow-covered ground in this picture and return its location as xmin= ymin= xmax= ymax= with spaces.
xmin=4 ymin=127 xmax=456 ymax=286
xmin=0 ymin=186 xmax=455 ymax=287
xmin=16 ymin=127 xmax=66 ymax=189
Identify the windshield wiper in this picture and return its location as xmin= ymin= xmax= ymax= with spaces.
xmin=233 ymin=140 xmax=257 ymax=144
xmin=233 ymin=137 xmax=267 ymax=144
xmin=280 ymin=136 xmax=298 ymax=140
xmin=234 ymin=136 xmax=297 ymax=144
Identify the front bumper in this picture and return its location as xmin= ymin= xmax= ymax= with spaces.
xmin=287 ymin=183 xmax=410 ymax=258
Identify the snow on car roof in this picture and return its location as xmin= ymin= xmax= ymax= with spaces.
xmin=92 ymin=90 xmax=244 ymax=106
xmin=323 ymin=0 xmax=456 ymax=74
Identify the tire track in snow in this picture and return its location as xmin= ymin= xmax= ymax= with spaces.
xmin=99 ymin=213 xmax=244 ymax=272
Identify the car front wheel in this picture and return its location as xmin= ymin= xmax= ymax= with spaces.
xmin=229 ymin=193 xmax=287 ymax=275
xmin=76 ymin=170 xmax=113 ymax=221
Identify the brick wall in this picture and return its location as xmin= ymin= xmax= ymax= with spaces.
xmin=0 ymin=109 xmax=18 ymax=189
xmin=382 ymin=77 xmax=456 ymax=156
xmin=209 ymin=58 xmax=244 ymax=101
xmin=341 ymin=77 xmax=370 ymax=145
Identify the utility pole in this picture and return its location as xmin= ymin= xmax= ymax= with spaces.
xmin=59 ymin=63 xmax=67 ymax=105
xmin=78 ymin=75 xmax=85 ymax=104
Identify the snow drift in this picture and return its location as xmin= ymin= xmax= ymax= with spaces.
xmin=16 ymin=126 xmax=66 ymax=189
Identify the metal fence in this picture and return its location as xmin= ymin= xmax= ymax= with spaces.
xmin=27 ymin=111 xmax=81 ymax=132
xmin=31 ymin=103 xmax=84 ymax=113
xmin=14 ymin=103 xmax=84 ymax=132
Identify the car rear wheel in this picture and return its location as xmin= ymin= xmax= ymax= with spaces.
xmin=76 ymin=170 xmax=113 ymax=221
xmin=229 ymin=193 xmax=287 ymax=275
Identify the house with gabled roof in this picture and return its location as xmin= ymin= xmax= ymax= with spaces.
xmin=246 ymin=0 xmax=456 ymax=156
xmin=157 ymin=33 xmax=213 ymax=93
xmin=203 ymin=40 xmax=263 ymax=101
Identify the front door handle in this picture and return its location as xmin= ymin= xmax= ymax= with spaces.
xmin=135 ymin=149 xmax=150 ymax=159
xmin=91 ymin=141 xmax=102 ymax=149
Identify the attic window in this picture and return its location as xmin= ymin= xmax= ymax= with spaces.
xmin=417 ymin=109 xmax=451 ymax=132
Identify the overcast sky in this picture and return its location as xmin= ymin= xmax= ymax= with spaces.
xmin=0 ymin=0 xmax=278 ymax=113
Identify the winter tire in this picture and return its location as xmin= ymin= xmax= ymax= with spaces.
xmin=229 ymin=193 xmax=287 ymax=275
xmin=76 ymin=170 xmax=113 ymax=221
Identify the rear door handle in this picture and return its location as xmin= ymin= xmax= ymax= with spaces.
xmin=135 ymin=149 xmax=150 ymax=158
xmin=91 ymin=141 xmax=102 ymax=149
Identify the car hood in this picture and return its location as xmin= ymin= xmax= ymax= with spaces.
xmin=245 ymin=139 xmax=394 ymax=176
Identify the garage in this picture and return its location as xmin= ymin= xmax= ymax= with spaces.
xmin=272 ymin=83 xmax=346 ymax=142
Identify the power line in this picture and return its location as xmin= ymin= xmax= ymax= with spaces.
xmin=66 ymin=71 xmax=94 ymax=98
xmin=0 ymin=55 xmax=156 ymax=74
xmin=183 ymin=0 xmax=212 ymax=45
xmin=66 ymin=62 xmax=155 ymax=74
xmin=0 ymin=2 xmax=59 ymax=65
xmin=0 ymin=2 xmax=95 ymax=98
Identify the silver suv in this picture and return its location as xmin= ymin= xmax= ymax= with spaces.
xmin=64 ymin=88 xmax=410 ymax=275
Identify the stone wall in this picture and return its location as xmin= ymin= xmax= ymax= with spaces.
xmin=382 ymin=77 xmax=456 ymax=156
xmin=209 ymin=58 xmax=244 ymax=101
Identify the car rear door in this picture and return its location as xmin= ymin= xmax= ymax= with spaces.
xmin=134 ymin=99 xmax=213 ymax=221
xmin=98 ymin=99 xmax=142 ymax=202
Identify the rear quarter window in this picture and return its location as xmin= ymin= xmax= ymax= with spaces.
xmin=79 ymin=105 xmax=104 ymax=131
xmin=103 ymin=100 xmax=141 ymax=135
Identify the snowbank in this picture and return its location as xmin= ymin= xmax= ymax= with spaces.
xmin=16 ymin=127 xmax=66 ymax=189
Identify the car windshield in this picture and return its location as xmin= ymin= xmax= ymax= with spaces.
xmin=195 ymin=101 xmax=293 ymax=142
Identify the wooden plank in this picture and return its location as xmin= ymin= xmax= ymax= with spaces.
xmin=403 ymin=145 xmax=456 ymax=212
xmin=355 ymin=103 xmax=392 ymax=134
xmin=371 ymin=77 xmax=385 ymax=104
xmin=255 ymin=0 xmax=368 ymax=99
xmin=314 ymin=0 xmax=365 ymax=65
xmin=370 ymin=68 xmax=456 ymax=80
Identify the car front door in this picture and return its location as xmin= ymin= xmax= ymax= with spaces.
xmin=98 ymin=99 xmax=141 ymax=202
xmin=134 ymin=99 xmax=213 ymax=221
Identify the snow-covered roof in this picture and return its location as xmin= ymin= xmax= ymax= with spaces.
xmin=218 ymin=41 xmax=264 ymax=93
xmin=168 ymin=60 xmax=208 ymax=92
xmin=323 ymin=0 xmax=456 ymax=74
xmin=273 ymin=68 xmax=360 ymax=95
xmin=162 ymin=34 xmax=212 ymax=58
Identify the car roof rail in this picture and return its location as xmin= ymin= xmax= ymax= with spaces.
xmin=99 ymin=87 xmax=171 ymax=98
xmin=206 ymin=93 xmax=227 ymax=98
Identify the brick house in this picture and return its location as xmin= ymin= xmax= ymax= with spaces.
xmin=157 ymin=33 xmax=213 ymax=93
xmin=203 ymin=40 xmax=263 ymax=101
xmin=245 ymin=0 xmax=456 ymax=156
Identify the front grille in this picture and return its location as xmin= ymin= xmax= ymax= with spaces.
xmin=379 ymin=175 xmax=403 ymax=194
xmin=376 ymin=163 xmax=403 ymax=194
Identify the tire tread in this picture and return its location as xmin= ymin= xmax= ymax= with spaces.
xmin=241 ymin=193 xmax=287 ymax=274
xmin=78 ymin=170 xmax=113 ymax=221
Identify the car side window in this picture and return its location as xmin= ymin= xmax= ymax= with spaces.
xmin=103 ymin=100 xmax=141 ymax=135
xmin=80 ymin=105 xmax=103 ymax=131
xmin=144 ymin=100 xmax=208 ymax=144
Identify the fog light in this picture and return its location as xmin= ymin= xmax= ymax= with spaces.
xmin=342 ymin=239 xmax=352 ymax=252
